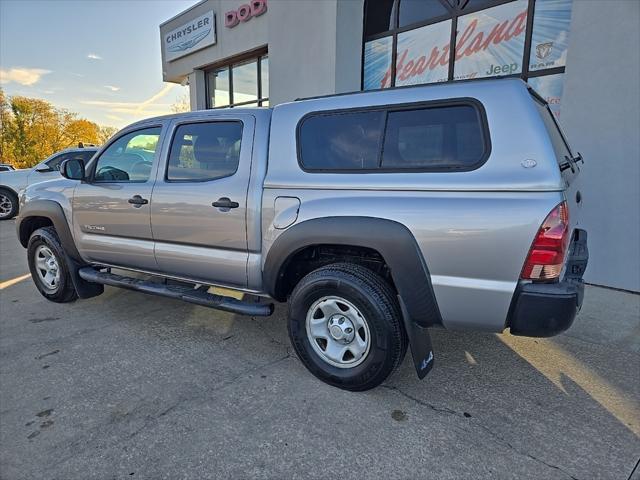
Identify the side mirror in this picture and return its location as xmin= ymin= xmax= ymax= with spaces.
xmin=60 ymin=158 xmax=85 ymax=180
xmin=35 ymin=164 xmax=54 ymax=173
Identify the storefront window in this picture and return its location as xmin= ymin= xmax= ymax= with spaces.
xmin=395 ymin=20 xmax=451 ymax=87
xmin=398 ymin=0 xmax=448 ymax=28
xmin=364 ymin=36 xmax=393 ymax=90
xmin=362 ymin=0 xmax=574 ymax=117
xmin=529 ymin=0 xmax=573 ymax=71
xmin=261 ymin=56 xmax=269 ymax=102
xmin=206 ymin=53 xmax=268 ymax=108
xmin=364 ymin=0 xmax=396 ymax=37
xmin=528 ymin=73 xmax=564 ymax=117
xmin=207 ymin=68 xmax=230 ymax=107
xmin=454 ymin=0 xmax=528 ymax=80
xmin=232 ymin=60 xmax=258 ymax=104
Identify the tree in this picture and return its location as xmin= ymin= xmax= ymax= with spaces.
xmin=98 ymin=125 xmax=118 ymax=144
xmin=171 ymin=94 xmax=190 ymax=113
xmin=63 ymin=119 xmax=100 ymax=146
xmin=0 ymin=89 xmax=116 ymax=168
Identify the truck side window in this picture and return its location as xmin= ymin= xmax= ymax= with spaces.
xmin=381 ymin=105 xmax=485 ymax=169
xmin=166 ymin=121 xmax=243 ymax=182
xmin=298 ymin=111 xmax=384 ymax=170
xmin=93 ymin=127 xmax=161 ymax=182
xmin=298 ymin=101 xmax=488 ymax=172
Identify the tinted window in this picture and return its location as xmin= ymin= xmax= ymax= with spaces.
xmin=398 ymin=0 xmax=449 ymax=27
xmin=298 ymin=103 xmax=487 ymax=171
xmin=94 ymin=127 xmax=161 ymax=182
xmin=382 ymin=105 xmax=485 ymax=169
xmin=46 ymin=150 xmax=96 ymax=171
xmin=299 ymin=111 xmax=384 ymax=170
xmin=45 ymin=154 xmax=68 ymax=171
xmin=364 ymin=0 xmax=396 ymax=36
xmin=167 ymin=122 xmax=242 ymax=182
xmin=78 ymin=150 xmax=97 ymax=163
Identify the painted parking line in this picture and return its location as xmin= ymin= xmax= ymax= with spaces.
xmin=0 ymin=273 xmax=31 ymax=290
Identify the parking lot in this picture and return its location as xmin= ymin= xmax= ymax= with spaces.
xmin=0 ymin=219 xmax=638 ymax=480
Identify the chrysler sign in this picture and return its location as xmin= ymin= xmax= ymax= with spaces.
xmin=164 ymin=11 xmax=216 ymax=62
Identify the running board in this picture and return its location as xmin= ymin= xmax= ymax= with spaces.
xmin=78 ymin=267 xmax=274 ymax=317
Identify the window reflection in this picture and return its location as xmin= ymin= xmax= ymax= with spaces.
xmin=205 ymin=53 xmax=269 ymax=108
xmin=207 ymin=68 xmax=230 ymax=107
xmin=232 ymin=60 xmax=258 ymax=104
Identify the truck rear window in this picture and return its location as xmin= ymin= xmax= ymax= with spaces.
xmin=298 ymin=101 xmax=489 ymax=172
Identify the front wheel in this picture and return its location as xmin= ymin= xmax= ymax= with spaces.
xmin=287 ymin=263 xmax=407 ymax=391
xmin=0 ymin=188 xmax=18 ymax=220
xmin=27 ymin=227 xmax=78 ymax=303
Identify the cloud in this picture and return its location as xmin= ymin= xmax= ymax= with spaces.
xmin=0 ymin=67 xmax=51 ymax=86
xmin=87 ymin=53 xmax=102 ymax=60
xmin=104 ymin=85 xmax=120 ymax=92
xmin=106 ymin=114 xmax=124 ymax=121
xmin=82 ymin=83 xmax=177 ymax=116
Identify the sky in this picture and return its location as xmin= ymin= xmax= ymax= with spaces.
xmin=0 ymin=0 xmax=196 ymax=128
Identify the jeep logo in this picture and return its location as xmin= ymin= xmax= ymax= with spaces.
xmin=485 ymin=62 xmax=519 ymax=76
xmin=225 ymin=0 xmax=267 ymax=28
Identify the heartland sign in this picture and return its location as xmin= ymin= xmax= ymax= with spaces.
xmin=164 ymin=11 xmax=216 ymax=62
xmin=376 ymin=1 xmax=528 ymax=88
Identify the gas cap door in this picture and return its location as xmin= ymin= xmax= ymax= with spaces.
xmin=273 ymin=196 xmax=301 ymax=229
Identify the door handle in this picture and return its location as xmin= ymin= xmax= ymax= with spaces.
xmin=212 ymin=197 xmax=239 ymax=211
xmin=128 ymin=195 xmax=148 ymax=207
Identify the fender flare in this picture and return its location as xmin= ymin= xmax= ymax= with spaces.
xmin=16 ymin=200 xmax=103 ymax=299
xmin=0 ymin=185 xmax=19 ymax=197
xmin=17 ymin=200 xmax=81 ymax=260
xmin=263 ymin=216 xmax=441 ymax=378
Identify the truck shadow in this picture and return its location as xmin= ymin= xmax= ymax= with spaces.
xmin=87 ymin=286 xmax=640 ymax=476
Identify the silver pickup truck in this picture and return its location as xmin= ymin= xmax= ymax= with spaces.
xmin=16 ymin=78 xmax=588 ymax=391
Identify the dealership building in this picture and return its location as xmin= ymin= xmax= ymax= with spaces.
xmin=160 ymin=0 xmax=640 ymax=292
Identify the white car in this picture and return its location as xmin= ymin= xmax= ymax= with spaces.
xmin=0 ymin=146 xmax=98 ymax=220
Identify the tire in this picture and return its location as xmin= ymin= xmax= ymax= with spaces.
xmin=287 ymin=263 xmax=407 ymax=391
xmin=0 ymin=188 xmax=18 ymax=220
xmin=27 ymin=227 xmax=78 ymax=303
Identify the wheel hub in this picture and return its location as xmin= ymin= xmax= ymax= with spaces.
xmin=328 ymin=315 xmax=355 ymax=343
xmin=34 ymin=245 xmax=61 ymax=290
xmin=0 ymin=193 xmax=12 ymax=217
xmin=305 ymin=296 xmax=371 ymax=368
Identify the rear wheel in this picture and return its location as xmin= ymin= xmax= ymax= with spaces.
xmin=27 ymin=227 xmax=78 ymax=303
xmin=0 ymin=188 xmax=18 ymax=220
xmin=287 ymin=263 xmax=407 ymax=391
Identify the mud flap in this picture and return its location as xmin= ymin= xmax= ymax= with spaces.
xmin=65 ymin=255 xmax=104 ymax=299
xmin=399 ymin=297 xmax=434 ymax=379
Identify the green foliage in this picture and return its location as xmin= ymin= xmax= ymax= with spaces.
xmin=0 ymin=88 xmax=116 ymax=168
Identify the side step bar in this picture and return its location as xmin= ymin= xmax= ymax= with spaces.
xmin=78 ymin=267 xmax=274 ymax=317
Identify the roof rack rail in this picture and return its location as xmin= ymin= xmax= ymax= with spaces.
xmin=294 ymin=74 xmax=525 ymax=102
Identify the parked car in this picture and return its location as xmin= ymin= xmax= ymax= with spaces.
xmin=0 ymin=145 xmax=98 ymax=220
xmin=15 ymin=78 xmax=588 ymax=391
xmin=0 ymin=164 xmax=15 ymax=172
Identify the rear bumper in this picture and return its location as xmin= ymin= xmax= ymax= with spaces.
xmin=508 ymin=229 xmax=588 ymax=338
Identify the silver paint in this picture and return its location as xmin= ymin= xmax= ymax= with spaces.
xmin=18 ymin=78 xmax=581 ymax=335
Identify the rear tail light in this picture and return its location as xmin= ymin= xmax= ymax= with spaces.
xmin=521 ymin=202 xmax=570 ymax=281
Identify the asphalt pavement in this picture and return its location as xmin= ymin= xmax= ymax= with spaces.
xmin=0 ymin=219 xmax=638 ymax=480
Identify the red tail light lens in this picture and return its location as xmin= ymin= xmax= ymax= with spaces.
xmin=521 ymin=202 xmax=570 ymax=281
